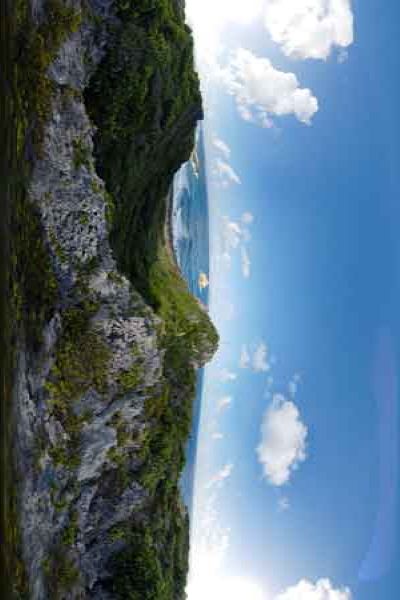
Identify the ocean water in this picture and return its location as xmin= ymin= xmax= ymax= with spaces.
xmin=172 ymin=125 xmax=210 ymax=513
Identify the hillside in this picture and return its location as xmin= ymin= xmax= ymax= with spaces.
xmin=7 ymin=1 xmax=218 ymax=598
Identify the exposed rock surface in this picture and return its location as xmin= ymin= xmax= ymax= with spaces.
xmin=14 ymin=1 xmax=217 ymax=598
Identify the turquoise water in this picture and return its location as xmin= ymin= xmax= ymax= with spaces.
xmin=173 ymin=125 xmax=210 ymax=512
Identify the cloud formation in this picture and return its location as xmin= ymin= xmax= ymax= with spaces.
xmin=222 ymin=217 xmax=243 ymax=251
xmin=220 ymin=216 xmax=253 ymax=279
xmin=224 ymin=48 xmax=319 ymax=126
xmin=217 ymin=396 xmax=233 ymax=413
xmin=240 ymin=343 xmax=271 ymax=372
xmin=276 ymin=579 xmax=352 ymax=600
xmin=206 ymin=463 xmax=234 ymax=489
xmin=214 ymin=158 xmax=242 ymax=188
xmin=219 ymin=368 xmax=237 ymax=382
xmin=264 ymin=0 xmax=354 ymax=61
xmin=240 ymin=345 xmax=251 ymax=369
xmin=241 ymin=246 xmax=251 ymax=278
xmin=212 ymin=136 xmax=231 ymax=160
xmin=257 ymin=394 xmax=308 ymax=486
xmin=253 ymin=342 xmax=271 ymax=372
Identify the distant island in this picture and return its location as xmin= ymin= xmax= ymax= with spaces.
xmin=3 ymin=0 xmax=219 ymax=598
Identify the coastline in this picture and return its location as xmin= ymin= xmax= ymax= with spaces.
xmin=164 ymin=183 xmax=182 ymax=275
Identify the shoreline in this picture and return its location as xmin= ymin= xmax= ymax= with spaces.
xmin=164 ymin=183 xmax=182 ymax=275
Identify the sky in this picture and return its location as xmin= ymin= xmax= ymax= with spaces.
xmin=184 ymin=1 xmax=400 ymax=599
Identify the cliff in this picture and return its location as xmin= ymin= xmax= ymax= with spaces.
xmin=9 ymin=1 xmax=218 ymax=598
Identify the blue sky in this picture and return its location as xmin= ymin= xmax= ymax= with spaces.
xmin=185 ymin=1 xmax=400 ymax=599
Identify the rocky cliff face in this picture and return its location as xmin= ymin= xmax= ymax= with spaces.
xmin=12 ymin=1 xmax=218 ymax=598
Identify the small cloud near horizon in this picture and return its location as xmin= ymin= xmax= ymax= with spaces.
xmin=213 ymin=158 xmax=241 ymax=188
xmin=212 ymin=136 xmax=231 ymax=160
xmin=219 ymin=368 xmax=237 ymax=383
xmin=206 ymin=463 xmax=234 ymax=489
xmin=217 ymin=396 xmax=233 ymax=413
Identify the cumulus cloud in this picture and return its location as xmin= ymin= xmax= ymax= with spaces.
xmin=206 ymin=463 xmax=234 ymax=489
xmin=219 ymin=368 xmax=237 ymax=382
xmin=214 ymin=158 xmax=242 ymax=188
xmin=212 ymin=432 xmax=224 ymax=440
xmin=253 ymin=342 xmax=271 ymax=372
xmin=275 ymin=579 xmax=352 ymax=600
xmin=212 ymin=136 xmax=231 ymax=160
xmin=224 ymin=48 xmax=319 ymax=126
xmin=257 ymin=394 xmax=308 ymax=486
xmin=264 ymin=0 xmax=354 ymax=61
xmin=241 ymin=246 xmax=251 ymax=278
xmin=217 ymin=396 xmax=233 ymax=412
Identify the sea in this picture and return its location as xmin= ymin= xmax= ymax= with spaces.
xmin=172 ymin=124 xmax=210 ymax=514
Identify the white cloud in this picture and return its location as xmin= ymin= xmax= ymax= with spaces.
xmin=220 ymin=217 xmax=252 ymax=275
xmin=241 ymin=211 xmax=254 ymax=225
xmin=241 ymin=246 xmax=251 ymax=278
xmin=275 ymin=579 xmax=352 ymax=600
xmin=253 ymin=342 xmax=271 ymax=372
xmin=206 ymin=463 xmax=234 ymax=489
xmin=239 ymin=345 xmax=251 ymax=369
xmin=257 ymin=394 xmax=308 ymax=486
xmin=212 ymin=432 xmax=224 ymax=440
xmin=224 ymin=48 xmax=319 ymax=126
xmin=222 ymin=217 xmax=243 ymax=250
xmin=240 ymin=342 xmax=271 ymax=372
xmin=214 ymin=158 xmax=242 ymax=188
xmin=217 ymin=396 xmax=233 ymax=412
xmin=264 ymin=0 xmax=354 ymax=61
xmin=219 ymin=368 xmax=237 ymax=382
xmin=213 ymin=136 xmax=231 ymax=160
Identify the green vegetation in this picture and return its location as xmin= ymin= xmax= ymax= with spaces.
xmin=86 ymin=0 xmax=203 ymax=303
xmin=45 ymin=301 xmax=110 ymax=470
xmin=73 ymin=137 xmax=91 ymax=170
xmin=47 ymin=303 xmax=110 ymax=410
xmin=16 ymin=0 xmax=82 ymax=154
xmin=107 ymin=496 xmax=189 ymax=600
xmin=44 ymin=547 xmax=79 ymax=598
xmin=12 ymin=202 xmax=59 ymax=350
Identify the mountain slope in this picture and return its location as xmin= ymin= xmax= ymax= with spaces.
xmin=9 ymin=1 xmax=218 ymax=598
